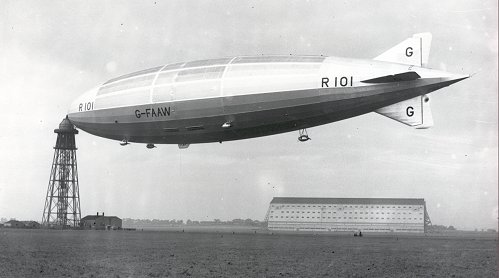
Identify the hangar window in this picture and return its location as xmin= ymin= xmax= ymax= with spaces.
xmin=349 ymin=217 xmax=352 ymax=219
xmin=354 ymin=217 xmax=357 ymax=219
xmin=307 ymin=217 xmax=309 ymax=219
xmin=355 ymin=206 xmax=358 ymax=208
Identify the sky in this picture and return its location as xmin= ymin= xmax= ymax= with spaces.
xmin=0 ymin=0 xmax=497 ymax=230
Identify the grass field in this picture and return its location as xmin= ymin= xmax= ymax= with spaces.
xmin=0 ymin=228 xmax=496 ymax=277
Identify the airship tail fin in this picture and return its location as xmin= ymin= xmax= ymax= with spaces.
xmin=374 ymin=33 xmax=432 ymax=67
xmin=375 ymin=94 xmax=434 ymax=129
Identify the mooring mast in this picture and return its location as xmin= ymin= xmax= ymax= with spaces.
xmin=42 ymin=116 xmax=81 ymax=228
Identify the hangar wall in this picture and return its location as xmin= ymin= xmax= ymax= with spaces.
xmin=266 ymin=197 xmax=431 ymax=233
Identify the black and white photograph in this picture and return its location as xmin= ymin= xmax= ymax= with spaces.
xmin=1 ymin=1 xmax=497 ymax=277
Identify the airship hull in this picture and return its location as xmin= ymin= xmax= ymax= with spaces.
xmin=69 ymin=76 xmax=459 ymax=144
xmin=68 ymin=33 xmax=469 ymax=146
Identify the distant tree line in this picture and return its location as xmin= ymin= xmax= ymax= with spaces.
xmin=428 ymin=224 xmax=457 ymax=231
xmin=122 ymin=218 xmax=266 ymax=227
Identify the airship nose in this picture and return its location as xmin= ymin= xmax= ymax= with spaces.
xmin=68 ymin=87 xmax=99 ymax=115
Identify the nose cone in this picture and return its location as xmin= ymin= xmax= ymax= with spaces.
xmin=68 ymin=87 xmax=98 ymax=128
xmin=68 ymin=87 xmax=98 ymax=115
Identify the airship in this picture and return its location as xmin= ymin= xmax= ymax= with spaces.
xmin=68 ymin=33 xmax=468 ymax=149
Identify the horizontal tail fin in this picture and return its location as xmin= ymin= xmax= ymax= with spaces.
xmin=361 ymin=71 xmax=421 ymax=84
xmin=376 ymin=94 xmax=433 ymax=129
xmin=374 ymin=33 xmax=432 ymax=67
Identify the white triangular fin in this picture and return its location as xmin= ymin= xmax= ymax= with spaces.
xmin=376 ymin=94 xmax=433 ymax=129
xmin=374 ymin=33 xmax=432 ymax=67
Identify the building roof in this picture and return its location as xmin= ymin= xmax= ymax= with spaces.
xmin=5 ymin=220 xmax=23 ymax=224
xmin=81 ymin=215 xmax=120 ymax=221
xmin=270 ymin=197 xmax=425 ymax=206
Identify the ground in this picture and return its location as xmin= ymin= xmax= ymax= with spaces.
xmin=0 ymin=228 xmax=496 ymax=277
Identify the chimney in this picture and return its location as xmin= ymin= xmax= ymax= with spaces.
xmin=102 ymin=212 xmax=104 ymax=217
xmin=97 ymin=212 xmax=99 ymax=216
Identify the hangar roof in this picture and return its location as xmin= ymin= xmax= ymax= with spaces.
xmin=270 ymin=197 xmax=425 ymax=206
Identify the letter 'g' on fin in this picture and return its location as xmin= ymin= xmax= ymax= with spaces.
xmin=374 ymin=33 xmax=432 ymax=67
xmin=375 ymin=94 xmax=434 ymax=129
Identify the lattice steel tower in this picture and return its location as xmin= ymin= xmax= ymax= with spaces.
xmin=42 ymin=116 xmax=81 ymax=228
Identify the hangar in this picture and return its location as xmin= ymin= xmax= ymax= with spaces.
xmin=265 ymin=197 xmax=432 ymax=233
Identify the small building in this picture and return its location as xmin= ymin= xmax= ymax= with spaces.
xmin=80 ymin=212 xmax=122 ymax=230
xmin=4 ymin=220 xmax=25 ymax=228
xmin=21 ymin=221 xmax=41 ymax=229
xmin=266 ymin=197 xmax=432 ymax=233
